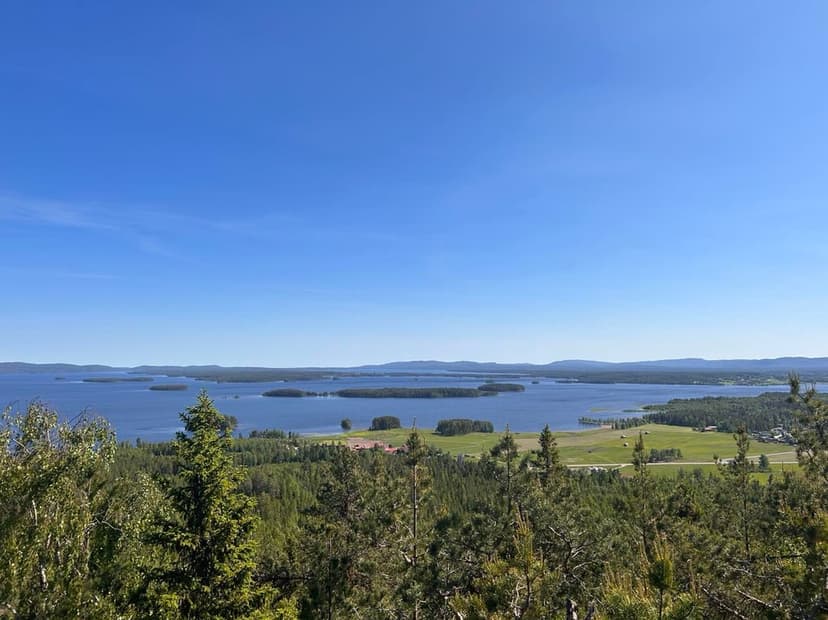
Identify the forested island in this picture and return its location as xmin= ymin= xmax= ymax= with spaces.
xmin=336 ymin=386 xmax=495 ymax=398
xmin=2 ymin=380 xmax=827 ymax=618
xmin=83 ymin=376 xmax=154 ymax=383
xmin=148 ymin=384 xmax=188 ymax=391
xmin=262 ymin=384 xmax=525 ymax=399
xmin=262 ymin=388 xmax=327 ymax=397
xmin=477 ymin=382 xmax=526 ymax=393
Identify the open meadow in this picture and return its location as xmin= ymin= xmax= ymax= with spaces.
xmin=318 ymin=423 xmax=800 ymax=476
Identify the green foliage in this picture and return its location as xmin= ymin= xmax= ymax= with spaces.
xmin=145 ymin=390 xmax=266 ymax=619
xmin=791 ymin=376 xmax=828 ymax=486
xmin=340 ymin=418 xmax=351 ymax=431
xmin=248 ymin=428 xmax=288 ymax=439
xmin=533 ymin=424 xmax=561 ymax=486
xmin=648 ymin=447 xmax=682 ymax=463
xmin=370 ymin=415 xmax=402 ymax=430
xmin=7 ymin=385 xmax=828 ymax=618
xmin=642 ymin=391 xmax=801 ymax=432
xmin=434 ymin=418 xmax=494 ymax=435
xmin=0 ymin=401 xmax=116 ymax=618
xmin=632 ymin=431 xmax=648 ymax=475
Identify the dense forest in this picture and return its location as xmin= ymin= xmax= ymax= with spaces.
xmin=2 ymin=378 xmax=828 ymax=618
xmin=581 ymin=392 xmax=805 ymax=433
xmin=640 ymin=392 xmax=806 ymax=432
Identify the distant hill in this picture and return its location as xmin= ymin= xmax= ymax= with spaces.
xmin=353 ymin=357 xmax=828 ymax=375
xmin=3 ymin=357 xmax=828 ymax=385
xmin=0 ymin=362 xmax=123 ymax=374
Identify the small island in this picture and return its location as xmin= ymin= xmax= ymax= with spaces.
xmin=260 ymin=384 xmax=529 ymax=399
xmin=337 ymin=387 xmax=493 ymax=398
xmin=263 ymin=388 xmax=319 ymax=397
xmin=476 ymin=382 xmax=526 ymax=393
xmin=149 ymin=384 xmax=189 ymax=391
xmin=83 ymin=376 xmax=154 ymax=383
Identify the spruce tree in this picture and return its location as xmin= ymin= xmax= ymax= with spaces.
xmin=149 ymin=390 xmax=260 ymax=619
xmin=535 ymin=424 xmax=560 ymax=487
xmin=491 ymin=425 xmax=519 ymax=514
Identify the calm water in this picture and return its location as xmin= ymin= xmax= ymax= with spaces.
xmin=0 ymin=372 xmax=816 ymax=442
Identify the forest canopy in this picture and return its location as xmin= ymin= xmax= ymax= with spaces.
xmin=3 ymin=380 xmax=828 ymax=619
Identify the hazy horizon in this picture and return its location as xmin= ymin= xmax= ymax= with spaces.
xmin=4 ymin=354 xmax=828 ymax=370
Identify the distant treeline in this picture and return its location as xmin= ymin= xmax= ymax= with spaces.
xmin=536 ymin=371 xmax=813 ymax=385
xmin=148 ymin=384 xmax=188 ymax=391
xmin=641 ymin=392 xmax=803 ymax=432
xmin=435 ymin=419 xmax=495 ymax=435
xmin=262 ymin=388 xmax=331 ymax=398
xmin=262 ymin=387 xmax=495 ymax=398
xmin=579 ymin=416 xmax=647 ymax=430
xmin=581 ymin=392 xmax=806 ymax=433
xmin=337 ymin=387 xmax=494 ymax=398
xmin=477 ymin=383 xmax=525 ymax=393
xmin=648 ymin=447 xmax=683 ymax=463
xmin=247 ymin=429 xmax=289 ymax=439
xmin=83 ymin=376 xmax=154 ymax=383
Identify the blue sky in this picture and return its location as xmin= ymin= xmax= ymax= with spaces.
xmin=2 ymin=2 xmax=828 ymax=366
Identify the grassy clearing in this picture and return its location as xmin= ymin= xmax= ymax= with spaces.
xmin=642 ymin=462 xmax=800 ymax=480
xmin=314 ymin=424 xmax=797 ymax=472
xmin=544 ymin=424 xmax=783 ymax=466
xmin=315 ymin=428 xmax=506 ymax=455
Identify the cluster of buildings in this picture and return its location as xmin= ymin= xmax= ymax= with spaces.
xmin=346 ymin=438 xmax=408 ymax=454
xmin=752 ymin=427 xmax=796 ymax=445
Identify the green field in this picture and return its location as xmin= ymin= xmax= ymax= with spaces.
xmin=316 ymin=424 xmax=799 ymax=474
xmin=642 ymin=462 xmax=799 ymax=480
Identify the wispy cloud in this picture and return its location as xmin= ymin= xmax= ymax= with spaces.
xmin=0 ymin=266 xmax=119 ymax=281
xmin=0 ymin=194 xmax=118 ymax=231
xmin=0 ymin=191 xmax=409 ymax=263
xmin=0 ymin=193 xmax=182 ymax=258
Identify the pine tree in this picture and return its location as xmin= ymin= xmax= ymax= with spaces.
xmin=491 ymin=425 xmax=519 ymax=514
xmin=148 ymin=390 xmax=261 ymax=619
xmin=725 ymin=424 xmax=753 ymax=559
xmin=535 ymin=424 xmax=560 ymax=487
xmin=630 ymin=431 xmax=658 ymax=560
xmin=402 ymin=428 xmax=430 ymax=620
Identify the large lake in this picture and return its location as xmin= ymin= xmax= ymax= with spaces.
xmin=0 ymin=372 xmax=818 ymax=442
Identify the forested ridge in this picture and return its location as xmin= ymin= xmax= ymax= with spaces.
xmin=3 ymin=381 xmax=828 ymax=619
